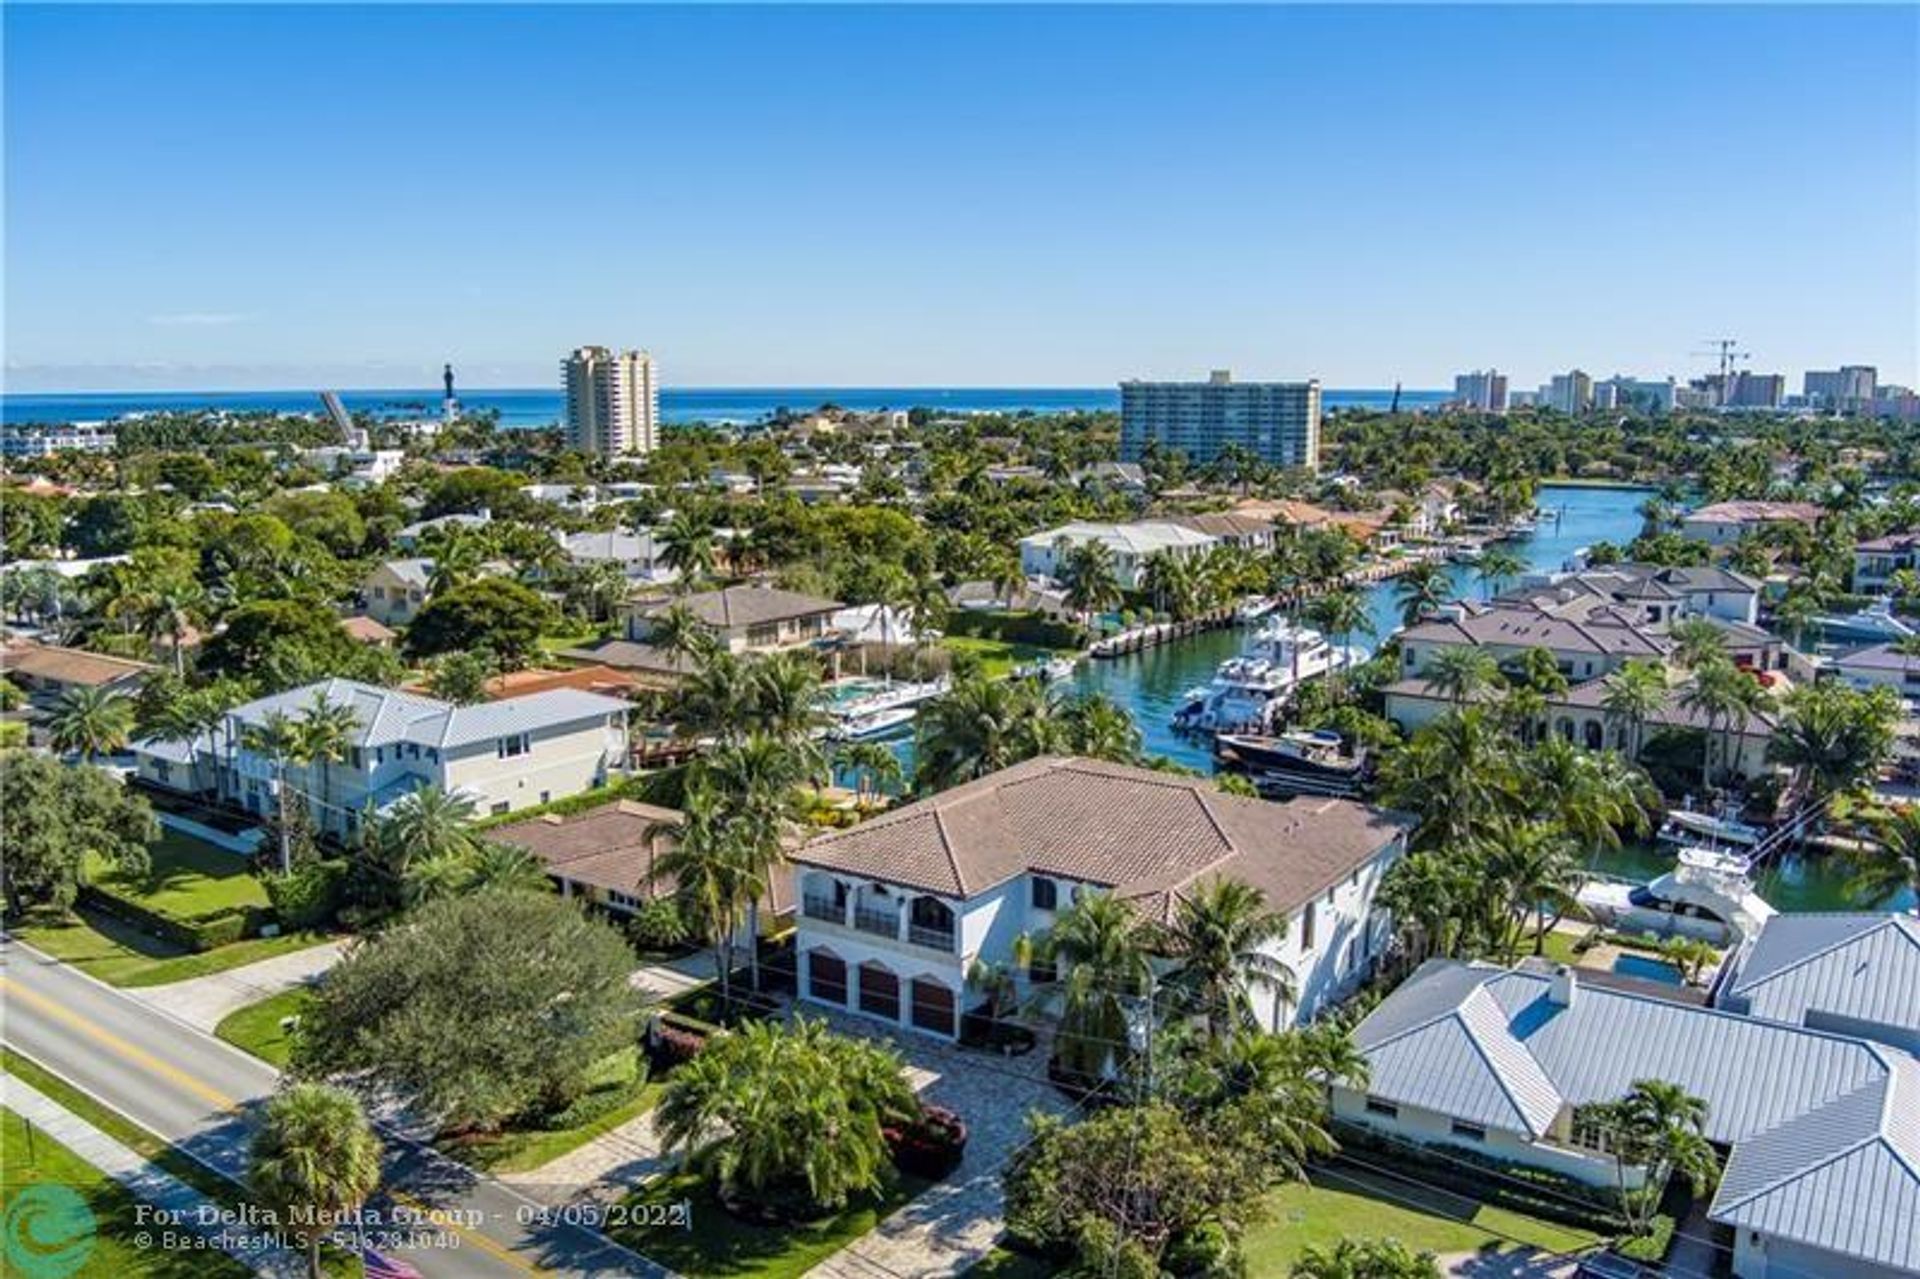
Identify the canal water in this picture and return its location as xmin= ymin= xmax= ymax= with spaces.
xmin=859 ymin=482 xmax=1906 ymax=911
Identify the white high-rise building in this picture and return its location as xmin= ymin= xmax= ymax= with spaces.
xmin=1119 ymin=370 xmax=1320 ymax=471
xmin=1547 ymin=370 xmax=1593 ymax=415
xmin=563 ymin=347 xmax=660 ymax=457
xmin=1451 ymin=370 xmax=1509 ymax=413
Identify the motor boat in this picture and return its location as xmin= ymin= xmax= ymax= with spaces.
xmin=830 ymin=706 xmax=917 ymax=741
xmin=1575 ymin=846 xmax=1777 ymax=946
xmin=1810 ymin=597 xmax=1916 ymax=644
xmin=1656 ymin=806 xmax=1764 ymax=851
xmin=1449 ymin=545 xmax=1485 ymax=565
xmin=1235 ymin=596 xmax=1278 ymax=623
xmin=1171 ymin=621 xmax=1363 ymax=733
xmin=1213 ymin=728 xmax=1366 ymax=797
xmin=1014 ymin=656 xmax=1077 ymax=683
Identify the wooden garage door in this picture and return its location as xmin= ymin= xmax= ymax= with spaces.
xmin=858 ymin=962 xmax=900 ymax=1021
xmin=808 ymin=950 xmax=847 ymax=1005
xmin=910 ymin=977 xmax=956 ymax=1037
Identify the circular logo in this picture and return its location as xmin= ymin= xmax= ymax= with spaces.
xmin=4 ymin=1183 xmax=97 ymax=1279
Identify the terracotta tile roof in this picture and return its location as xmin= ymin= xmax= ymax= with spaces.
xmin=340 ymin=616 xmax=397 ymax=643
xmin=485 ymin=665 xmax=646 ymax=701
xmin=493 ymin=798 xmax=794 ymax=913
xmin=1 ymin=641 xmax=153 ymax=687
xmin=557 ymin=639 xmax=699 ymax=680
xmin=792 ymin=756 xmax=1413 ymax=917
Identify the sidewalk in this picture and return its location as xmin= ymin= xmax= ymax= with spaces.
xmin=1 ymin=1073 xmax=307 ymax=1279
xmin=124 ymin=937 xmax=350 ymax=1031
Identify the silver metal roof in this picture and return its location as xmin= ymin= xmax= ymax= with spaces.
xmin=220 ymin=679 xmax=626 ymax=753
xmin=1727 ymin=913 xmax=1920 ymax=1042
xmin=1353 ymin=960 xmax=1917 ymax=1270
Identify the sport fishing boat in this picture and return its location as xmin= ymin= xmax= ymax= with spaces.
xmin=1810 ymin=597 xmax=1916 ymax=644
xmin=1172 ymin=621 xmax=1362 ymax=733
xmin=1656 ymin=806 xmax=1764 ymax=852
xmin=1575 ymin=846 xmax=1777 ymax=946
xmin=1213 ymin=728 xmax=1366 ymax=797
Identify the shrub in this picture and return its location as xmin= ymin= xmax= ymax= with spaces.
xmin=646 ymin=1013 xmax=714 ymax=1072
xmin=1163 ymin=1221 xmax=1242 ymax=1278
xmin=263 ymin=859 xmax=347 ymax=930
xmin=941 ymin=609 xmax=1086 ymax=651
xmin=885 ymin=1103 xmax=968 ymax=1180
xmin=626 ymin=896 xmax=690 ymax=952
xmin=1616 ymin=1214 xmax=1676 ymax=1262
xmin=78 ymin=884 xmax=261 ymax=952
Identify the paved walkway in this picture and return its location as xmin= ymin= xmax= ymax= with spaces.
xmin=498 ymin=1109 xmax=673 ymax=1207
xmin=802 ymin=1008 xmax=1071 ymax=1279
xmin=628 ymin=950 xmax=718 ymax=1003
xmin=1443 ymin=1250 xmax=1584 ymax=1277
xmin=1 ymin=1073 xmax=307 ymax=1279
xmin=124 ymin=937 xmax=350 ymax=1031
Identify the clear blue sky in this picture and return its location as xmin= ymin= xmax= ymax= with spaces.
xmin=6 ymin=4 xmax=1915 ymax=392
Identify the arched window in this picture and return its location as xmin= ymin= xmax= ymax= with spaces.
xmin=1584 ymin=721 xmax=1604 ymax=750
xmin=1556 ymin=717 xmax=1575 ymax=741
xmin=910 ymin=978 xmax=956 ymax=1036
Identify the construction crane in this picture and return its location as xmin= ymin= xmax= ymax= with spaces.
xmin=1692 ymin=338 xmax=1751 ymax=382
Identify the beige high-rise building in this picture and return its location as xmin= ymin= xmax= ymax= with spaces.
xmin=563 ymin=346 xmax=659 ymax=456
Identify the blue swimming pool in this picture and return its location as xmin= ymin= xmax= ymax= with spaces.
xmin=1612 ymin=953 xmax=1684 ymax=986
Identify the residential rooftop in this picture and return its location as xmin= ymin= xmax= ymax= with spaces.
xmin=630 ymin=584 xmax=843 ymax=629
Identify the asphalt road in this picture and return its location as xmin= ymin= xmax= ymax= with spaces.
xmin=1 ymin=935 xmax=672 ymax=1279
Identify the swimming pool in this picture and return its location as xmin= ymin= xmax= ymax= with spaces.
xmin=1611 ymin=953 xmax=1684 ymax=986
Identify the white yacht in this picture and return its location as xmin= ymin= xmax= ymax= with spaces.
xmin=1810 ymin=596 xmax=1916 ymax=644
xmin=1172 ymin=621 xmax=1362 ymax=733
xmin=1576 ymin=847 xmax=1777 ymax=947
xmin=1656 ymin=806 xmax=1764 ymax=851
xmin=829 ymin=705 xmax=918 ymax=741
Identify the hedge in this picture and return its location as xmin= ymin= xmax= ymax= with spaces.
xmin=472 ymin=769 xmax=688 ymax=830
xmin=78 ymin=884 xmax=264 ymax=953
xmin=942 ymin=609 xmax=1087 ymax=651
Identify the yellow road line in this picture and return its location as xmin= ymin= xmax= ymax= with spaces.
xmin=0 ymin=975 xmax=544 ymax=1275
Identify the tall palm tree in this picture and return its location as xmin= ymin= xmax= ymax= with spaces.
xmin=659 ymin=510 xmax=716 ymax=588
xmin=698 ymin=733 xmax=811 ymax=988
xmin=1668 ymin=617 xmax=1727 ymax=671
xmin=1476 ymin=548 xmax=1526 ymax=601
xmin=248 ymin=1083 xmax=382 ymax=1279
xmin=1393 ymin=563 xmax=1452 ymax=630
xmin=988 ymin=549 xmax=1026 ymax=609
xmin=1682 ymin=659 xmax=1767 ymax=790
xmin=296 ymin=692 xmax=359 ymax=829
xmin=370 ymin=786 xmax=481 ymax=889
xmin=1377 ymin=850 xmax=1474 ymax=960
xmin=139 ymin=579 xmax=206 ymax=676
xmin=1043 ymin=892 xmax=1153 ymax=1080
xmin=1600 ymin=659 xmax=1668 ymax=760
xmin=913 ymin=676 xmax=1059 ymax=791
xmin=835 ymin=740 xmax=903 ymax=807
xmin=1305 ymin=587 xmax=1372 ymax=698
xmin=48 ymin=685 xmax=134 ymax=763
xmin=1484 ymin=822 xmax=1582 ymax=956
xmin=1158 ymin=878 xmax=1294 ymax=1037
xmin=651 ymin=787 xmax=753 ymax=1003
xmin=1422 ymin=646 xmax=1499 ymax=705
xmin=1060 ymin=540 xmax=1121 ymax=623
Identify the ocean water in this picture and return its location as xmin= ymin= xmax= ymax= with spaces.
xmin=1 ymin=386 xmax=1449 ymax=428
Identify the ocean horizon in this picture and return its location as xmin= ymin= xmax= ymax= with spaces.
xmin=2 ymin=385 xmax=1450 ymax=429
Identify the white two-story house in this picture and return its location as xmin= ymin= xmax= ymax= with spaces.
xmin=133 ymin=678 xmax=631 ymax=840
xmin=789 ymin=755 xmax=1415 ymax=1041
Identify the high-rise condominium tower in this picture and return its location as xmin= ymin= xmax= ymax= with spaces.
xmin=1118 ymin=370 xmax=1320 ymax=470
xmin=563 ymin=347 xmax=659 ymax=456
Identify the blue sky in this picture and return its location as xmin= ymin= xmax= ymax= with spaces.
xmin=6 ymin=4 xmax=1915 ymax=392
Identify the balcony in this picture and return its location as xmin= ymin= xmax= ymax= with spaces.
xmin=907 ymin=923 xmax=956 ymax=953
xmin=853 ymin=905 xmax=900 ymax=939
xmin=802 ymin=893 xmax=843 ymax=924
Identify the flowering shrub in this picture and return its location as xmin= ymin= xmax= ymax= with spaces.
xmin=885 ymin=1104 xmax=968 ymax=1179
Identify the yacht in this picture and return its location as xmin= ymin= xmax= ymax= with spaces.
xmin=830 ymin=705 xmax=917 ymax=741
xmin=1172 ymin=621 xmax=1362 ymax=733
xmin=1810 ymin=597 xmax=1916 ymax=644
xmin=1012 ymin=656 xmax=1077 ymax=683
xmin=1575 ymin=846 xmax=1777 ymax=946
xmin=1656 ymin=806 xmax=1764 ymax=851
xmin=1213 ymin=728 xmax=1366 ymax=797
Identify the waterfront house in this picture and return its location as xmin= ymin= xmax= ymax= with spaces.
xmin=1719 ymin=912 xmax=1920 ymax=1056
xmin=1018 ymin=521 xmax=1218 ymax=590
xmin=1395 ymin=599 xmax=1671 ymax=688
xmin=133 ymin=677 xmax=630 ymax=839
xmin=1679 ymin=501 xmax=1822 ymax=548
xmin=1168 ymin=511 xmax=1280 ymax=554
xmin=1833 ymin=643 xmax=1920 ymax=706
xmin=1524 ymin=563 xmax=1764 ymax=627
xmin=1341 ymin=958 xmax=1920 ymax=1279
xmin=789 ymin=756 xmax=1414 ymax=1040
xmin=1854 ymin=532 xmax=1920 ymax=593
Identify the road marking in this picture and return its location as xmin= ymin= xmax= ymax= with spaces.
xmin=1 ymin=975 xmax=547 ymax=1276
xmin=0 ymin=975 xmax=237 ymax=1110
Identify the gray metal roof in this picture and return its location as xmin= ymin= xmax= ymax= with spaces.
xmin=1353 ymin=960 xmax=1915 ymax=1268
xmin=221 ymin=679 xmax=627 ymax=753
xmin=1727 ymin=913 xmax=1920 ymax=1041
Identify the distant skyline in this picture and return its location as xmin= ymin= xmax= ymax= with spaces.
xmin=6 ymin=5 xmax=1915 ymax=393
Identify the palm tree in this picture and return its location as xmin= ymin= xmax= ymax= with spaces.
xmin=1060 ymin=540 xmax=1121 ymax=623
xmin=646 ymin=599 xmax=716 ymax=668
xmin=1158 ymin=878 xmax=1294 ymax=1037
xmin=243 ymin=711 xmax=310 ymax=874
xmin=1058 ymin=691 xmax=1141 ymax=764
xmin=1422 ymin=646 xmax=1499 ymax=705
xmin=988 ymin=549 xmax=1026 ymax=609
xmin=248 ymin=1083 xmax=382 ymax=1279
xmin=1377 ymin=850 xmax=1474 ymax=960
xmin=370 ymin=786 xmax=481 ymax=894
xmin=1484 ymin=822 xmax=1581 ymax=956
xmin=139 ymin=579 xmax=205 ymax=676
xmin=749 ymin=651 xmax=826 ymax=747
xmin=48 ymin=686 xmax=134 ymax=762
xmin=1601 ymin=659 xmax=1668 ymax=760
xmin=913 ymin=676 xmax=1059 ymax=791
xmin=1290 ymin=1238 xmax=1441 ymax=1279
xmin=1043 ymin=892 xmax=1153 ymax=1081
xmin=651 ymin=787 xmax=753 ymax=1004
xmin=1682 ymin=659 xmax=1767 ymax=791
xmin=1852 ymin=804 xmax=1920 ymax=914
xmin=659 ymin=510 xmax=716 ymax=587
xmin=463 ymin=842 xmax=552 ymax=895
xmin=1768 ymin=681 xmax=1900 ymax=805
xmin=698 ymin=734 xmax=811 ymax=988
xmin=423 ymin=527 xmax=486 ymax=595
xmin=1305 ymin=587 xmax=1372 ymax=697
xmin=1475 ymin=548 xmax=1525 ymax=601
xmin=1578 ymin=1079 xmax=1719 ymax=1238
xmin=836 ymin=740 xmax=903 ymax=807
xmin=1668 ymin=617 xmax=1727 ymax=671
xmin=296 ymin=692 xmax=359 ymax=828
xmin=1392 ymin=563 xmax=1451 ymax=629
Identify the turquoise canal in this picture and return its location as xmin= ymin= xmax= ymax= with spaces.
xmin=855 ymin=482 xmax=1907 ymax=912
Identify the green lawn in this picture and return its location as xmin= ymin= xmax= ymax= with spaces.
xmin=213 ymin=988 xmax=315 ymax=1068
xmin=1 ymin=1107 xmax=253 ymax=1279
xmin=13 ymin=909 xmax=332 ymax=988
xmin=1241 ymin=1162 xmax=1602 ymax=1273
xmin=614 ymin=1170 xmax=933 ymax=1279
xmin=940 ymin=636 xmax=1071 ymax=681
xmin=437 ymin=1049 xmax=662 ymax=1175
xmin=88 ymin=831 xmax=270 ymax=920
xmin=540 ymin=627 xmax=609 ymax=657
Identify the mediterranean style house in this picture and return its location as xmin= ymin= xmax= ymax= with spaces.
xmin=1342 ymin=913 xmax=1920 ymax=1279
xmin=133 ymin=678 xmax=631 ymax=839
xmin=1678 ymin=500 xmax=1822 ymax=548
xmin=620 ymin=584 xmax=843 ymax=655
xmin=788 ymin=756 xmax=1415 ymax=1041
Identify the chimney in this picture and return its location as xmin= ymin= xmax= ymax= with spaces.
xmin=1548 ymin=965 xmax=1576 ymax=1008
